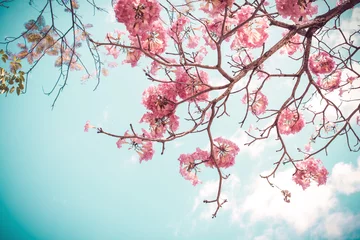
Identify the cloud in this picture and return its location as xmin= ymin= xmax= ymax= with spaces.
xmin=320 ymin=212 xmax=360 ymax=239
xmin=330 ymin=156 xmax=360 ymax=194
xmin=236 ymin=169 xmax=337 ymax=233
xmin=229 ymin=156 xmax=360 ymax=238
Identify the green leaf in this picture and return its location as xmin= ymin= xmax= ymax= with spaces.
xmin=10 ymin=86 xmax=15 ymax=93
xmin=0 ymin=49 xmax=4 ymax=54
xmin=1 ymin=56 xmax=6 ymax=63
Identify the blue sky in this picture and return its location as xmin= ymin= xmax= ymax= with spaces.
xmin=1 ymin=0 xmax=360 ymax=239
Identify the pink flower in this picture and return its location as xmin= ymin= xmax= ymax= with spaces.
xmin=275 ymin=0 xmax=318 ymax=23
xmin=194 ymin=46 xmax=208 ymax=63
xmin=347 ymin=76 xmax=357 ymax=84
xmin=232 ymin=15 xmax=269 ymax=49
xmin=309 ymin=52 xmax=335 ymax=75
xmin=205 ymin=137 xmax=240 ymax=169
xmin=200 ymin=0 xmax=234 ymax=16
xmin=203 ymin=15 xmax=238 ymax=49
xmin=175 ymin=69 xmax=209 ymax=102
xmin=142 ymin=83 xmax=178 ymax=117
xmin=116 ymin=138 xmax=127 ymax=149
xmin=242 ymin=91 xmax=268 ymax=115
xmin=84 ymin=121 xmax=95 ymax=132
xmin=140 ymin=112 xmax=179 ymax=138
xmin=280 ymin=31 xmax=303 ymax=55
xmin=139 ymin=21 xmax=167 ymax=54
xmin=187 ymin=35 xmax=200 ymax=49
xmin=178 ymin=148 xmax=209 ymax=186
xmin=123 ymin=49 xmax=142 ymax=67
xmin=277 ymin=108 xmax=305 ymax=135
xmin=292 ymin=157 xmax=329 ymax=190
xmin=149 ymin=61 xmax=161 ymax=75
xmin=168 ymin=16 xmax=190 ymax=41
xmin=316 ymin=70 xmax=341 ymax=91
xmin=117 ymin=129 xmax=154 ymax=162
xmin=304 ymin=142 xmax=312 ymax=152
xmin=105 ymin=46 xmax=121 ymax=59
xmin=114 ymin=0 xmax=161 ymax=36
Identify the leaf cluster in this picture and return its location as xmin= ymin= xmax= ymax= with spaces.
xmin=0 ymin=49 xmax=25 ymax=96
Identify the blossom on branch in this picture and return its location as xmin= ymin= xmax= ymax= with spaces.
xmin=242 ymin=91 xmax=268 ymax=116
xmin=114 ymin=0 xmax=161 ymax=35
xmin=205 ymin=137 xmax=240 ymax=168
xmin=292 ymin=157 xmax=329 ymax=190
xmin=277 ymin=108 xmax=305 ymax=135
xmin=280 ymin=31 xmax=303 ymax=55
xmin=200 ymin=0 xmax=234 ymax=16
xmin=309 ymin=52 xmax=335 ymax=75
xmin=275 ymin=0 xmax=318 ymax=23
xmin=116 ymin=129 xmax=154 ymax=163
xmin=139 ymin=112 xmax=179 ymax=138
xmin=316 ymin=70 xmax=341 ymax=91
xmin=175 ymin=69 xmax=210 ymax=102
xmin=142 ymin=83 xmax=177 ymax=117
xmin=178 ymin=148 xmax=209 ymax=186
xmin=84 ymin=120 xmax=95 ymax=132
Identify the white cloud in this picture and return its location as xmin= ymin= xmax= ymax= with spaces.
xmin=325 ymin=212 xmax=360 ymax=238
xmin=254 ymin=227 xmax=289 ymax=240
xmin=217 ymin=156 xmax=360 ymax=237
xmin=330 ymin=157 xmax=360 ymax=194
xmin=235 ymin=169 xmax=337 ymax=233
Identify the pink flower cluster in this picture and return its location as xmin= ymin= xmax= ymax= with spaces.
xmin=231 ymin=6 xmax=269 ymax=49
xmin=114 ymin=0 xmax=161 ymax=35
xmin=309 ymin=52 xmax=335 ymax=75
xmin=116 ymin=129 xmax=154 ymax=163
xmin=277 ymin=108 xmax=305 ymax=135
xmin=141 ymin=83 xmax=179 ymax=138
xmin=178 ymin=148 xmax=209 ymax=186
xmin=242 ymin=91 xmax=268 ymax=115
xmin=104 ymin=29 xmax=125 ymax=59
xmin=139 ymin=112 xmax=179 ymax=138
xmin=168 ymin=16 xmax=189 ymax=42
xmin=205 ymin=137 xmax=240 ymax=169
xmin=293 ymin=157 xmax=329 ymax=190
xmin=202 ymin=15 xmax=238 ymax=49
xmin=84 ymin=121 xmax=95 ymax=132
xmin=175 ymin=69 xmax=210 ymax=102
xmin=142 ymin=83 xmax=177 ymax=117
xmin=200 ymin=0 xmax=234 ymax=16
xmin=178 ymin=137 xmax=240 ymax=185
xmin=316 ymin=70 xmax=341 ymax=91
xmin=275 ymin=0 xmax=318 ymax=23
xmin=280 ymin=31 xmax=303 ymax=55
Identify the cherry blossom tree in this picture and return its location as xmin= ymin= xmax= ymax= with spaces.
xmin=1 ymin=0 xmax=360 ymax=218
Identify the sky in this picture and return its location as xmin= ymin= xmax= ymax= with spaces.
xmin=0 ymin=0 xmax=360 ymax=239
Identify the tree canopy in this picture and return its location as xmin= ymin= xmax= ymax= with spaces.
xmin=1 ymin=0 xmax=360 ymax=219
